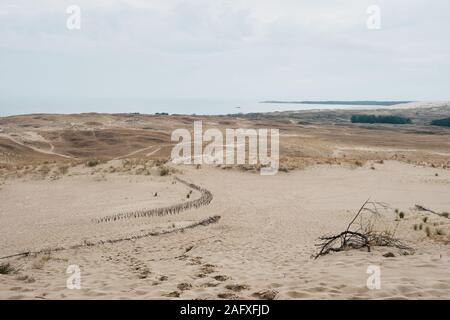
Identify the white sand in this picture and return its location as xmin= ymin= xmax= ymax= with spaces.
xmin=0 ymin=161 xmax=449 ymax=299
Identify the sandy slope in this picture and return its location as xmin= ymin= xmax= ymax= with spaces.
xmin=0 ymin=161 xmax=449 ymax=299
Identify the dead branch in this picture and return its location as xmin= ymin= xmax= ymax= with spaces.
xmin=415 ymin=205 xmax=450 ymax=219
xmin=314 ymin=201 xmax=414 ymax=259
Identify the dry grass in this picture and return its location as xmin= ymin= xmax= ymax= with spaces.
xmin=0 ymin=262 xmax=15 ymax=274
xmin=315 ymin=200 xmax=414 ymax=258
xmin=252 ymin=289 xmax=278 ymax=300
xmin=15 ymin=274 xmax=35 ymax=283
xmin=354 ymin=160 xmax=364 ymax=167
xmin=58 ymin=165 xmax=69 ymax=175
xmin=86 ymin=159 xmax=100 ymax=167
xmin=425 ymin=226 xmax=432 ymax=237
xmin=31 ymin=253 xmax=52 ymax=269
xmin=38 ymin=165 xmax=51 ymax=176
xmin=159 ymin=166 xmax=170 ymax=176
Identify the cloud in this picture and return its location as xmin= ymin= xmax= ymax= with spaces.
xmin=0 ymin=0 xmax=449 ymax=110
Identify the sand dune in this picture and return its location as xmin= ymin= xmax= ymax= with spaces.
xmin=1 ymin=161 xmax=449 ymax=299
xmin=1 ymin=111 xmax=449 ymax=299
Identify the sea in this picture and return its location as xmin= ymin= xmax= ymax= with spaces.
xmin=0 ymin=98 xmax=407 ymax=117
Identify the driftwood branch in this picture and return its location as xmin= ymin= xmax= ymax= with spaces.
xmin=314 ymin=201 xmax=414 ymax=259
xmin=415 ymin=205 xmax=450 ymax=219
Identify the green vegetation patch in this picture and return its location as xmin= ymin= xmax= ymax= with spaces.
xmin=351 ymin=114 xmax=412 ymax=124
xmin=431 ymin=117 xmax=450 ymax=127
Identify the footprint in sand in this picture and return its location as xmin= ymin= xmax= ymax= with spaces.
xmin=225 ymin=284 xmax=250 ymax=292
xmin=252 ymin=289 xmax=278 ymax=300
xmin=199 ymin=263 xmax=216 ymax=274
xmin=201 ymin=282 xmax=220 ymax=288
xmin=195 ymin=273 xmax=207 ymax=278
xmin=164 ymin=291 xmax=181 ymax=298
xmin=213 ymin=275 xmax=230 ymax=282
xmin=187 ymin=256 xmax=203 ymax=265
xmin=159 ymin=275 xmax=168 ymax=281
xmin=177 ymin=282 xmax=192 ymax=291
xmin=124 ymin=253 xmax=151 ymax=279
xmin=217 ymin=292 xmax=240 ymax=299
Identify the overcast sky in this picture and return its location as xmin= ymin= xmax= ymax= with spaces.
xmin=0 ymin=0 xmax=449 ymax=114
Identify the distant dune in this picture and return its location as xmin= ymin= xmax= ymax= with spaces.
xmin=1 ymin=107 xmax=450 ymax=300
xmin=260 ymin=100 xmax=415 ymax=106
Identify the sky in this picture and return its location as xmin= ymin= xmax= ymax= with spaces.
xmin=0 ymin=0 xmax=449 ymax=115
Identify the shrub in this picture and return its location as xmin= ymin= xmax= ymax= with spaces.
xmin=39 ymin=165 xmax=51 ymax=175
xmin=0 ymin=262 xmax=15 ymax=274
xmin=86 ymin=159 xmax=100 ymax=167
xmin=31 ymin=254 xmax=51 ymax=269
xmin=399 ymin=212 xmax=405 ymax=219
xmin=431 ymin=117 xmax=450 ymax=127
xmin=159 ymin=167 xmax=170 ymax=176
xmin=351 ymin=114 xmax=412 ymax=124
xmin=353 ymin=160 xmax=363 ymax=167
xmin=58 ymin=165 xmax=69 ymax=175
xmin=15 ymin=274 xmax=35 ymax=283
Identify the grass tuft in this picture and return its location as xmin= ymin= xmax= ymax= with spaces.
xmin=159 ymin=166 xmax=170 ymax=176
xmin=0 ymin=262 xmax=15 ymax=274
xmin=86 ymin=159 xmax=100 ymax=167
xmin=425 ymin=226 xmax=431 ymax=237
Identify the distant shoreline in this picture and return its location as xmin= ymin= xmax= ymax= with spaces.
xmin=260 ymin=101 xmax=415 ymax=106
